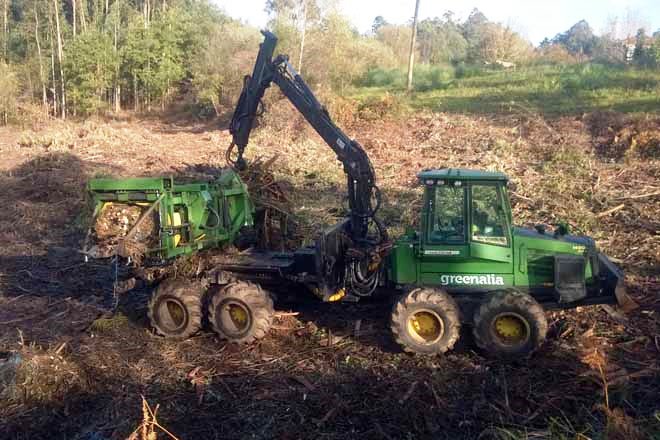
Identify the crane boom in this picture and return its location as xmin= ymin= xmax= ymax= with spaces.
xmin=229 ymin=31 xmax=386 ymax=247
xmin=228 ymin=31 xmax=389 ymax=298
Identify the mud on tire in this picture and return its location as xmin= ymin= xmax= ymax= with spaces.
xmin=472 ymin=289 xmax=548 ymax=359
xmin=148 ymin=278 xmax=203 ymax=339
xmin=390 ymin=288 xmax=461 ymax=355
xmin=209 ymin=281 xmax=274 ymax=344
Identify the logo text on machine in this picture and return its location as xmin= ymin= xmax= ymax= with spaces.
xmin=440 ymin=274 xmax=505 ymax=286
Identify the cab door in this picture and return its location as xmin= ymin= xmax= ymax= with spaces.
xmin=419 ymin=181 xmax=470 ymax=285
xmin=418 ymin=180 xmax=515 ymax=289
xmin=468 ymin=182 xmax=513 ymax=275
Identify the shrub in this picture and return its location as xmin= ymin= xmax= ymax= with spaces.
xmin=360 ymin=68 xmax=404 ymax=88
xmin=454 ymin=63 xmax=485 ymax=79
xmin=359 ymin=64 xmax=455 ymax=90
xmin=413 ymin=64 xmax=455 ymax=91
xmin=356 ymin=92 xmax=404 ymax=120
xmin=537 ymin=44 xmax=580 ymax=65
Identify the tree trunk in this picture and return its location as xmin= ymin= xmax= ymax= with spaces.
xmin=114 ymin=84 xmax=121 ymax=112
xmin=113 ymin=18 xmax=120 ymax=112
xmin=2 ymin=0 xmax=7 ymax=62
xmin=47 ymin=5 xmax=58 ymax=116
xmin=133 ymin=73 xmax=138 ymax=111
xmin=297 ymin=0 xmax=306 ymax=74
xmin=34 ymin=6 xmax=48 ymax=113
xmin=78 ymin=0 xmax=87 ymax=33
xmin=406 ymin=0 xmax=421 ymax=92
xmin=72 ymin=0 xmax=76 ymax=37
xmin=53 ymin=0 xmax=66 ymax=119
xmin=143 ymin=0 xmax=149 ymax=28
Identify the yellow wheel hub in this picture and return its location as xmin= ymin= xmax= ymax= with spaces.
xmin=494 ymin=314 xmax=528 ymax=343
xmin=228 ymin=304 xmax=249 ymax=330
xmin=408 ymin=310 xmax=444 ymax=344
xmin=165 ymin=300 xmax=185 ymax=328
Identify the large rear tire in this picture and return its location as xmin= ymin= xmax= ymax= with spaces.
xmin=472 ymin=289 xmax=547 ymax=359
xmin=390 ymin=288 xmax=461 ymax=355
xmin=148 ymin=278 xmax=203 ymax=339
xmin=209 ymin=281 xmax=274 ymax=344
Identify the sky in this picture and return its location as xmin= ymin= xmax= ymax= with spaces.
xmin=212 ymin=0 xmax=660 ymax=45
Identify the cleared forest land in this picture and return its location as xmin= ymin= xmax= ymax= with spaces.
xmin=0 ymin=84 xmax=658 ymax=438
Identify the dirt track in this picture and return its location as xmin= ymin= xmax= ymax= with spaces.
xmin=0 ymin=108 xmax=658 ymax=439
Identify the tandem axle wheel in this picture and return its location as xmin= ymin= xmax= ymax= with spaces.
xmin=148 ymin=278 xmax=274 ymax=344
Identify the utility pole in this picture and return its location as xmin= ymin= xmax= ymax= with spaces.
xmin=53 ymin=0 xmax=66 ymax=119
xmin=406 ymin=0 xmax=420 ymax=92
xmin=34 ymin=5 xmax=48 ymax=112
xmin=2 ymin=0 xmax=7 ymax=62
xmin=297 ymin=0 xmax=307 ymax=75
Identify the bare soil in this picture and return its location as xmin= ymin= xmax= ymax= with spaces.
xmin=0 ymin=106 xmax=658 ymax=439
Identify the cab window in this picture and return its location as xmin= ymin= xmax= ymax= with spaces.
xmin=471 ymin=184 xmax=509 ymax=246
xmin=430 ymin=184 xmax=466 ymax=244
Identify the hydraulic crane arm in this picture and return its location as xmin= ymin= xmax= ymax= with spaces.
xmin=228 ymin=31 xmax=390 ymax=298
xmin=229 ymin=30 xmax=385 ymax=247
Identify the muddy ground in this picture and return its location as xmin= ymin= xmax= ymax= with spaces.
xmin=0 ymin=105 xmax=658 ymax=439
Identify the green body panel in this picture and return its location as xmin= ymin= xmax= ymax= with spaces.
xmin=389 ymin=169 xmax=597 ymax=295
xmin=512 ymin=228 xmax=593 ymax=287
xmin=88 ymin=171 xmax=254 ymax=260
xmin=389 ymin=234 xmax=417 ymax=284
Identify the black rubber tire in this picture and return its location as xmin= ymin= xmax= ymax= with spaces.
xmin=148 ymin=278 xmax=203 ymax=339
xmin=209 ymin=281 xmax=274 ymax=344
xmin=472 ymin=289 xmax=548 ymax=359
xmin=390 ymin=288 xmax=461 ymax=355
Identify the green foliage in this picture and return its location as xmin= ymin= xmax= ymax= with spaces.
xmin=303 ymin=12 xmax=396 ymax=91
xmin=372 ymin=16 xmax=388 ymax=34
xmin=121 ymin=8 xmax=187 ymax=109
xmin=0 ymin=0 xmax=657 ymax=121
xmin=414 ymin=9 xmax=532 ymax=66
xmin=472 ymin=23 xmax=533 ymax=63
xmin=375 ymin=24 xmax=413 ymax=66
xmin=418 ymin=16 xmax=468 ymax=64
xmin=189 ymin=20 xmax=261 ymax=117
xmin=551 ymin=20 xmax=599 ymax=58
xmin=632 ymin=28 xmax=658 ymax=67
xmin=0 ymin=0 xmax=234 ymax=117
xmin=650 ymin=36 xmax=660 ymax=67
xmin=64 ymin=30 xmax=117 ymax=115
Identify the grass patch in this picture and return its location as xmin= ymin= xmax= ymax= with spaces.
xmin=351 ymin=63 xmax=660 ymax=116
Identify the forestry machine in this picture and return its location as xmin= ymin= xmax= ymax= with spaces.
xmin=86 ymin=31 xmax=629 ymax=359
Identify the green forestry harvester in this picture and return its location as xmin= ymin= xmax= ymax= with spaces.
xmin=86 ymin=31 xmax=629 ymax=358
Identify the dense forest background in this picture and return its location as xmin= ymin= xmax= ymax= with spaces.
xmin=0 ymin=0 xmax=658 ymax=122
